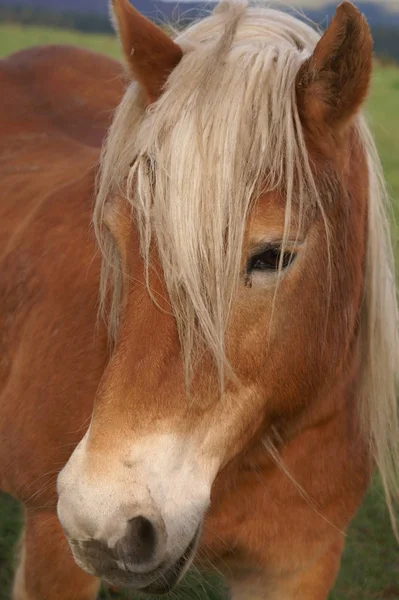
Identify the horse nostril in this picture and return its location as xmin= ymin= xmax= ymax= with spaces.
xmin=117 ymin=515 xmax=157 ymax=565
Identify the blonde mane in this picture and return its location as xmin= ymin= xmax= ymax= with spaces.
xmin=94 ymin=1 xmax=399 ymax=532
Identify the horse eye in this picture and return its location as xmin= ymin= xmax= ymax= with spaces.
xmin=247 ymin=247 xmax=294 ymax=272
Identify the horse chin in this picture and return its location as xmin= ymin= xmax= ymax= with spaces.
xmin=135 ymin=527 xmax=200 ymax=594
xmin=71 ymin=526 xmax=200 ymax=593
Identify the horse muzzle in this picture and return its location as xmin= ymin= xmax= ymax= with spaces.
xmin=67 ymin=522 xmax=201 ymax=592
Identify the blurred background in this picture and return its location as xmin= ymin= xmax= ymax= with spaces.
xmin=0 ymin=0 xmax=398 ymax=598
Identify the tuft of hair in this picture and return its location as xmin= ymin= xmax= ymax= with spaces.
xmin=94 ymin=1 xmax=399 ymax=534
xmin=357 ymin=117 xmax=399 ymax=537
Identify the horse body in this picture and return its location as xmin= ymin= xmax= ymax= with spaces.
xmin=0 ymin=46 xmax=123 ymax=507
xmin=0 ymin=2 xmax=398 ymax=599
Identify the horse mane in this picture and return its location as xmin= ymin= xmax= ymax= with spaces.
xmin=94 ymin=1 xmax=399 ymax=533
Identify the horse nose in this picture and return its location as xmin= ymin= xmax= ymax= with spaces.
xmin=77 ymin=514 xmax=167 ymax=578
xmin=115 ymin=516 xmax=159 ymax=565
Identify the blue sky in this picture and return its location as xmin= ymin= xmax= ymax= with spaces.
xmin=284 ymin=0 xmax=399 ymax=7
xmin=172 ymin=0 xmax=399 ymax=11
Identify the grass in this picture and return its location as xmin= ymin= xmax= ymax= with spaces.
xmin=0 ymin=21 xmax=399 ymax=600
xmin=0 ymin=23 xmax=121 ymax=59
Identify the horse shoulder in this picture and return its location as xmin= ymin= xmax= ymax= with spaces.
xmin=0 ymin=46 xmax=119 ymax=505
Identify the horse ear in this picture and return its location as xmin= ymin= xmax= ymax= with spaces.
xmin=110 ymin=0 xmax=183 ymax=104
xmin=296 ymin=2 xmax=373 ymax=133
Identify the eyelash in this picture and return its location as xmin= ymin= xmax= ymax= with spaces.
xmin=247 ymin=246 xmax=295 ymax=273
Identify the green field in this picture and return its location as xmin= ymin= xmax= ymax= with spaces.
xmin=0 ymin=21 xmax=399 ymax=600
xmin=0 ymin=23 xmax=121 ymax=59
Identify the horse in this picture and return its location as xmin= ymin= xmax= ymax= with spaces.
xmin=0 ymin=0 xmax=398 ymax=598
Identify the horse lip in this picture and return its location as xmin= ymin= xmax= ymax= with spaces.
xmin=69 ymin=527 xmax=201 ymax=591
xmin=138 ymin=527 xmax=201 ymax=594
